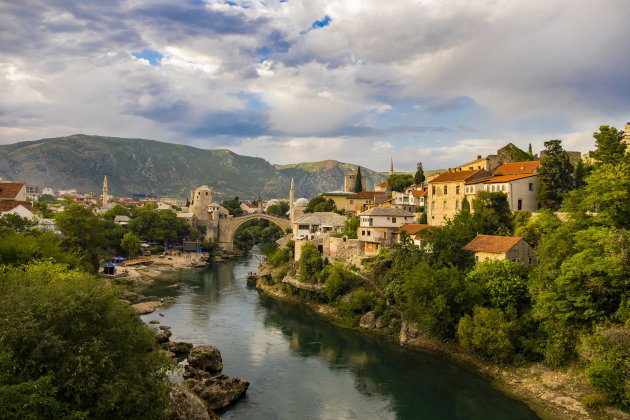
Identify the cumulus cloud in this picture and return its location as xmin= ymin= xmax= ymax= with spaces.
xmin=0 ymin=0 xmax=629 ymax=171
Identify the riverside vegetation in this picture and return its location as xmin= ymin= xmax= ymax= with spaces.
xmin=261 ymin=129 xmax=630 ymax=416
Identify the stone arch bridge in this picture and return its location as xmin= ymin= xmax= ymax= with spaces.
xmin=217 ymin=214 xmax=291 ymax=251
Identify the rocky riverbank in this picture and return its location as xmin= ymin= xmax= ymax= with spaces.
xmin=146 ymin=321 xmax=249 ymax=419
xmin=253 ymin=274 xmax=630 ymax=420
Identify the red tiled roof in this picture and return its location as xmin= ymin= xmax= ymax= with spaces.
xmin=396 ymin=223 xmax=431 ymax=235
xmin=411 ymin=190 xmax=427 ymax=197
xmin=348 ymin=191 xmax=380 ymax=199
xmin=376 ymin=182 xmax=389 ymax=187
xmin=483 ymin=174 xmax=537 ymax=183
xmin=493 ymin=161 xmax=539 ymax=175
xmin=0 ymin=182 xmax=24 ymax=199
xmin=463 ymin=234 xmax=525 ymax=254
xmin=0 ymin=200 xmax=33 ymax=212
xmin=429 ymin=170 xmax=484 ymax=183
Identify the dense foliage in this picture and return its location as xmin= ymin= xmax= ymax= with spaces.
xmin=414 ymin=162 xmax=425 ymax=185
xmin=304 ymin=196 xmax=337 ymax=213
xmin=387 ymin=174 xmax=414 ymax=192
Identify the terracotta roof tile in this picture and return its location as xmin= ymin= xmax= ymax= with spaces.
xmin=483 ymin=174 xmax=537 ymax=183
xmin=463 ymin=234 xmax=525 ymax=254
xmin=347 ymin=191 xmax=380 ymax=199
xmin=429 ymin=169 xmax=488 ymax=183
xmin=376 ymin=182 xmax=389 ymax=187
xmin=0 ymin=200 xmax=33 ymax=212
xmin=493 ymin=161 xmax=539 ymax=175
xmin=411 ymin=190 xmax=427 ymax=197
xmin=395 ymin=223 xmax=431 ymax=235
xmin=0 ymin=182 xmax=24 ymax=199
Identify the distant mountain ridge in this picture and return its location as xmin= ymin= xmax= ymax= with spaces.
xmin=0 ymin=134 xmax=386 ymax=200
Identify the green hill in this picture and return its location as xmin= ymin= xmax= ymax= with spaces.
xmin=0 ymin=134 xmax=385 ymax=200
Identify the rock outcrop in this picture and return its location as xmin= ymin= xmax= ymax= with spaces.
xmin=165 ymin=383 xmax=213 ymax=420
xmin=162 ymin=341 xmax=194 ymax=355
xmin=186 ymin=375 xmax=249 ymax=411
xmin=187 ymin=345 xmax=223 ymax=373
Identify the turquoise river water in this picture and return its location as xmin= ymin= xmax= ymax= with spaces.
xmin=141 ymin=246 xmax=540 ymax=420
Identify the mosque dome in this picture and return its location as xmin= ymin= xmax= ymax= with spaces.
xmin=295 ymin=197 xmax=309 ymax=204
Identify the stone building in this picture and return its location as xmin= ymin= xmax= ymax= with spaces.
xmin=185 ymin=185 xmax=231 ymax=240
xmin=463 ymin=234 xmax=537 ymax=266
xmin=344 ymin=171 xmax=367 ymax=192
xmin=357 ymin=207 xmax=414 ymax=255
xmin=427 ymin=169 xmax=490 ymax=225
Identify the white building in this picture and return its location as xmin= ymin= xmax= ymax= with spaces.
xmin=292 ymin=212 xmax=347 ymax=240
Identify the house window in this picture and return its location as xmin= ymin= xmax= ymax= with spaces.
xmin=349 ymin=200 xmax=353 ymax=204
xmin=529 ymin=183 xmax=533 ymax=191
xmin=455 ymin=200 xmax=459 ymax=210
xmin=475 ymin=255 xmax=479 ymax=262
xmin=362 ymin=230 xmax=365 ymax=236
xmin=432 ymin=186 xmax=436 ymax=195
xmin=392 ymin=217 xmax=397 ymax=223
xmin=491 ymin=185 xmax=495 ymax=192
xmin=367 ymin=230 xmax=371 ymax=236
xmin=384 ymin=232 xmax=387 ymax=239
xmin=518 ymin=199 xmax=522 ymax=210
xmin=456 ymin=185 xmax=460 ymax=195
xmin=443 ymin=201 xmax=447 ymax=210
xmin=444 ymin=186 xmax=448 ymax=194
xmin=528 ymin=257 xmax=532 ymax=264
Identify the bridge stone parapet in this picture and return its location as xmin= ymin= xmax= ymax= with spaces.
xmin=217 ymin=214 xmax=291 ymax=251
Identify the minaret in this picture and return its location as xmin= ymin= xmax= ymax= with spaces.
xmin=625 ymin=122 xmax=630 ymax=153
xmin=102 ymin=175 xmax=108 ymax=206
xmin=389 ymin=158 xmax=394 ymax=176
xmin=289 ymin=177 xmax=294 ymax=222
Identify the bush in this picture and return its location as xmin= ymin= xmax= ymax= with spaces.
xmin=325 ymin=265 xmax=349 ymax=303
xmin=0 ymin=262 xmax=172 ymax=418
xmin=457 ymin=306 xmax=514 ymax=363
xmin=268 ymin=248 xmax=291 ymax=268
xmin=299 ymin=242 xmax=323 ymax=283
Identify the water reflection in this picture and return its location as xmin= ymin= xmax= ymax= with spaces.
xmin=143 ymin=249 xmax=540 ymax=420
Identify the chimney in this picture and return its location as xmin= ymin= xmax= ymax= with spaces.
xmin=476 ymin=155 xmax=482 ymax=160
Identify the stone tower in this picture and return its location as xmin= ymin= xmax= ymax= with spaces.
xmin=289 ymin=177 xmax=294 ymax=222
xmin=102 ymin=175 xmax=108 ymax=206
xmin=389 ymin=158 xmax=394 ymax=176
xmin=190 ymin=185 xmax=214 ymax=222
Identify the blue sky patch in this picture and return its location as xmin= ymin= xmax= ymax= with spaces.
xmin=312 ymin=16 xmax=331 ymax=29
xmin=132 ymin=49 xmax=163 ymax=66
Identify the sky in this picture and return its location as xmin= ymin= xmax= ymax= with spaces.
xmin=1 ymin=0 xmax=629 ymax=172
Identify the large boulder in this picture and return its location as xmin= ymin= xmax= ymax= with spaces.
xmin=156 ymin=333 xmax=170 ymax=344
xmin=165 ymin=383 xmax=213 ymax=420
xmin=359 ymin=311 xmax=377 ymax=329
xmin=188 ymin=345 xmax=223 ymax=373
xmin=186 ymin=374 xmax=249 ymax=411
xmin=162 ymin=341 xmax=193 ymax=355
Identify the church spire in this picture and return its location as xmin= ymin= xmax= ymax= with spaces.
xmin=102 ymin=175 xmax=108 ymax=206
xmin=389 ymin=157 xmax=394 ymax=176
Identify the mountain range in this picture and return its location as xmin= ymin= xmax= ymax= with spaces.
xmin=0 ymin=134 xmax=388 ymax=200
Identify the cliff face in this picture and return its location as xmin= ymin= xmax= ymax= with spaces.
xmin=0 ymin=134 xmax=385 ymax=200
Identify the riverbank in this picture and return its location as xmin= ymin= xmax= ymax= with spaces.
xmin=253 ymin=274 xmax=629 ymax=420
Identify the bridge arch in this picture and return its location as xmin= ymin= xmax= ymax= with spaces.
xmin=217 ymin=214 xmax=291 ymax=251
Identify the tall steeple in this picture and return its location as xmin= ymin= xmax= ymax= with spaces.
xmin=389 ymin=158 xmax=394 ymax=176
xmin=102 ymin=175 xmax=108 ymax=206
xmin=289 ymin=177 xmax=294 ymax=222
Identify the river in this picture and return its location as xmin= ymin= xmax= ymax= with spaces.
xmin=141 ymin=246 xmax=540 ymax=420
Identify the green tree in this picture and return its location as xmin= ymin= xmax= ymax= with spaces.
xmin=472 ymin=191 xmax=513 ymax=235
xmin=299 ymin=242 xmax=323 ymax=283
xmin=590 ymin=125 xmax=627 ymax=165
xmin=414 ymin=162 xmax=425 ymax=185
xmin=423 ymin=209 xmax=478 ymax=269
xmin=103 ymin=204 xmax=130 ymax=220
xmin=457 ymin=306 xmax=514 ymax=363
xmin=402 ymin=262 xmax=480 ymax=338
xmin=220 ymin=197 xmax=243 ymax=216
xmin=0 ymin=214 xmax=36 ymax=233
xmin=461 ymin=196 xmax=470 ymax=212
xmin=32 ymin=201 xmax=54 ymax=218
xmin=387 ymin=174 xmax=414 ymax=192
xmin=0 ymin=261 xmax=171 ymax=418
xmin=266 ymin=202 xmax=289 ymax=217
xmin=466 ymin=260 xmax=530 ymax=312
xmin=537 ymin=139 xmax=574 ymax=210
xmin=354 ymin=167 xmax=364 ymax=193
xmin=573 ymin=160 xmax=588 ymax=189
xmin=563 ymin=161 xmax=630 ymax=230
xmin=55 ymin=203 xmax=104 ymax=270
xmin=0 ymin=230 xmax=86 ymax=270
xmin=38 ymin=194 xmax=55 ymax=202
xmin=333 ymin=216 xmax=360 ymax=239
xmin=305 ymin=196 xmax=336 ymax=213
xmin=120 ymin=231 xmax=141 ymax=258
xmin=324 ymin=264 xmax=350 ymax=303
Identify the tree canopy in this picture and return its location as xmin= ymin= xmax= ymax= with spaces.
xmin=354 ymin=167 xmax=363 ymax=193
xmin=387 ymin=174 xmax=414 ymax=192
xmin=537 ymin=139 xmax=574 ymax=210
xmin=471 ymin=191 xmax=513 ymax=235
xmin=590 ymin=125 xmax=627 ymax=165
xmin=414 ymin=162 xmax=425 ymax=185
xmin=304 ymin=196 xmax=336 ymax=213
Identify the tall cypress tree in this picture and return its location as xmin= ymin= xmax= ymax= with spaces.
xmin=414 ymin=162 xmax=425 ymax=185
xmin=537 ymin=140 xmax=574 ymax=210
xmin=354 ymin=167 xmax=363 ymax=193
